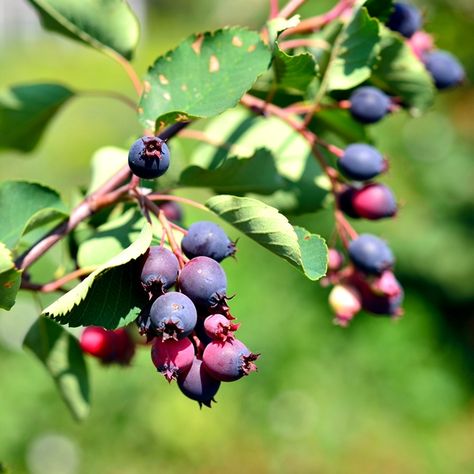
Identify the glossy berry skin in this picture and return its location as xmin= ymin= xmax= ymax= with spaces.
xmin=408 ymin=31 xmax=434 ymax=60
xmin=151 ymin=337 xmax=195 ymax=382
xmin=424 ymin=51 xmax=465 ymax=90
xmin=141 ymin=246 xmax=179 ymax=295
xmin=387 ymin=3 xmax=422 ymax=38
xmin=128 ymin=136 xmax=170 ymax=180
xmin=178 ymin=358 xmax=220 ymax=407
xmin=202 ymin=339 xmax=259 ymax=382
xmin=339 ymin=144 xmax=386 ymax=181
xmin=348 ymin=234 xmax=395 ymax=275
xmin=181 ymin=221 xmax=235 ymax=262
xmin=328 ymin=284 xmax=362 ymax=327
xmin=204 ymin=314 xmax=240 ymax=342
xmin=371 ymin=270 xmax=403 ymax=298
xmin=178 ymin=257 xmax=227 ymax=309
xmin=149 ymin=292 xmax=197 ymax=340
xmin=351 ymin=183 xmax=397 ymax=220
xmin=349 ymin=87 xmax=390 ymax=124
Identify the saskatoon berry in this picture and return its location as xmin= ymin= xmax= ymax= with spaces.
xmin=159 ymin=201 xmax=183 ymax=223
xmin=351 ymin=183 xmax=397 ymax=220
xmin=202 ymin=339 xmax=259 ymax=382
xmin=337 ymin=186 xmax=360 ymax=219
xmin=149 ymin=292 xmax=197 ymax=340
xmin=328 ymin=284 xmax=362 ymax=327
xmin=178 ymin=256 xmax=228 ymax=309
xmin=424 ymin=51 xmax=465 ymax=90
xmin=141 ymin=246 xmax=179 ymax=295
xmin=387 ymin=2 xmax=422 ymax=38
xmin=151 ymin=337 xmax=195 ymax=382
xmin=328 ymin=248 xmax=344 ymax=272
xmin=178 ymin=358 xmax=221 ymax=408
xmin=371 ymin=270 xmax=403 ymax=298
xmin=339 ymin=144 xmax=386 ymax=181
xmin=181 ymin=221 xmax=235 ymax=262
xmin=361 ymin=284 xmax=404 ymax=316
xmin=204 ymin=314 xmax=240 ymax=342
xmin=349 ymin=87 xmax=391 ymax=124
xmin=128 ymin=136 xmax=170 ymax=180
xmin=348 ymin=234 xmax=395 ymax=275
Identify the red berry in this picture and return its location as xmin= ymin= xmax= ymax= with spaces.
xmin=80 ymin=326 xmax=115 ymax=360
xmin=204 ymin=314 xmax=240 ymax=342
xmin=151 ymin=337 xmax=195 ymax=382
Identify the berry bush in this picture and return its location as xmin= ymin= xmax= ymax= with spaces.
xmin=0 ymin=0 xmax=465 ymax=418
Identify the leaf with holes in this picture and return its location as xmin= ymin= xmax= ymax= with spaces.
xmin=0 ymin=243 xmax=22 ymax=310
xmin=325 ymin=8 xmax=380 ymax=91
xmin=24 ymin=317 xmax=90 ymax=421
xmin=42 ymin=223 xmax=152 ymax=329
xmin=206 ymin=195 xmax=327 ymax=280
xmin=371 ymin=26 xmax=435 ymax=113
xmin=27 ymin=0 xmax=140 ymax=59
xmin=0 ymin=83 xmax=74 ymax=152
xmin=0 ymin=181 xmax=67 ymax=250
xmin=139 ymin=27 xmax=271 ymax=131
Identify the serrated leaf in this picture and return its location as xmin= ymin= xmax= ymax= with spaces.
xmin=180 ymin=148 xmax=286 ymax=195
xmin=371 ymin=26 xmax=435 ymax=113
xmin=325 ymin=8 xmax=380 ymax=91
xmin=42 ymin=223 xmax=152 ymax=329
xmin=206 ymin=195 xmax=327 ymax=280
xmin=24 ymin=317 xmax=89 ymax=421
xmin=0 ymin=83 xmax=74 ymax=152
xmin=273 ymin=45 xmax=318 ymax=93
xmin=364 ymin=0 xmax=394 ymax=22
xmin=27 ymin=0 xmax=140 ymax=60
xmin=139 ymin=27 xmax=271 ymax=131
xmin=266 ymin=15 xmax=300 ymax=45
xmin=0 ymin=181 xmax=67 ymax=250
xmin=0 ymin=243 xmax=22 ymax=310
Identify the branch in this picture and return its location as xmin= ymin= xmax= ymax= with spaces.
xmin=105 ymin=50 xmax=143 ymax=96
xmin=22 ymin=267 xmax=96 ymax=293
xmin=278 ymin=0 xmax=307 ymax=19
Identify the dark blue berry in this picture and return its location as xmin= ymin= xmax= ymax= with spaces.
xmin=387 ymin=3 xmax=422 ymax=38
xmin=348 ymin=234 xmax=395 ymax=275
xmin=178 ymin=257 xmax=227 ymax=309
xmin=339 ymin=144 xmax=386 ymax=181
xmin=181 ymin=221 xmax=235 ymax=262
xmin=141 ymin=246 xmax=179 ymax=295
xmin=178 ymin=358 xmax=220 ymax=408
xmin=349 ymin=87 xmax=390 ymax=124
xmin=424 ymin=51 xmax=465 ymax=90
xmin=149 ymin=292 xmax=197 ymax=340
xmin=128 ymin=136 xmax=170 ymax=180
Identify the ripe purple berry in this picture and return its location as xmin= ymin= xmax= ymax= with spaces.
xmin=128 ymin=136 xmax=170 ymax=180
xmin=349 ymin=87 xmax=391 ymax=124
xmin=338 ymin=144 xmax=386 ymax=181
xmin=424 ymin=51 xmax=465 ymax=90
xmin=204 ymin=314 xmax=240 ymax=342
xmin=178 ymin=257 xmax=228 ymax=310
xmin=181 ymin=221 xmax=236 ymax=262
xmin=348 ymin=234 xmax=395 ymax=275
xmin=387 ymin=2 xmax=422 ymax=38
xmin=151 ymin=337 xmax=195 ymax=382
xmin=202 ymin=339 xmax=259 ymax=382
xmin=141 ymin=246 xmax=179 ymax=295
xmin=149 ymin=292 xmax=197 ymax=340
xmin=351 ymin=183 xmax=397 ymax=220
xmin=178 ymin=358 xmax=221 ymax=407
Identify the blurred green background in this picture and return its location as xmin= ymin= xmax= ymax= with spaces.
xmin=1 ymin=0 xmax=473 ymax=473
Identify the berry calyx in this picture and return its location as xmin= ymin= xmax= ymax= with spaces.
xmin=423 ymin=51 xmax=465 ymax=90
xmin=151 ymin=337 xmax=195 ymax=382
xmin=349 ymin=87 xmax=391 ymax=124
xmin=351 ymin=183 xmax=397 ymax=220
xmin=141 ymin=246 xmax=179 ymax=296
xmin=181 ymin=221 xmax=236 ymax=262
xmin=204 ymin=314 xmax=240 ymax=342
xmin=128 ymin=136 xmax=170 ymax=180
xmin=387 ymin=2 xmax=422 ymax=38
xmin=338 ymin=144 xmax=386 ymax=181
xmin=149 ymin=292 xmax=197 ymax=340
xmin=348 ymin=234 xmax=395 ymax=275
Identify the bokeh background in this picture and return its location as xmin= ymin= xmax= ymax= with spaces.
xmin=1 ymin=0 xmax=473 ymax=473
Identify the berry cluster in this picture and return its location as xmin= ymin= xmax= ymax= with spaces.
xmin=321 ymin=2 xmax=464 ymax=326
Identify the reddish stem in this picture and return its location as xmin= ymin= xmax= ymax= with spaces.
xmin=278 ymin=0 xmax=308 ymax=19
xmin=147 ymin=193 xmax=208 ymax=212
xmin=22 ymin=267 xmax=96 ymax=293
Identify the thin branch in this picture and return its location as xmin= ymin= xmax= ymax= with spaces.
xmin=105 ymin=50 xmax=143 ymax=96
xmin=269 ymin=0 xmax=280 ymax=19
xmin=147 ymin=194 xmax=208 ymax=212
xmin=278 ymin=0 xmax=308 ymax=19
xmin=22 ymin=267 xmax=97 ymax=293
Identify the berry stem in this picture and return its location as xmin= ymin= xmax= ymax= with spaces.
xmin=278 ymin=0 xmax=308 ymax=19
xmin=105 ymin=49 xmax=143 ymax=96
xmin=147 ymin=193 xmax=208 ymax=212
xmin=269 ymin=0 xmax=280 ymax=19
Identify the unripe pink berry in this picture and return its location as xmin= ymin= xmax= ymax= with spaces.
xmin=204 ymin=314 xmax=240 ymax=342
xmin=328 ymin=248 xmax=344 ymax=272
xmin=328 ymin=284 xmax=362 ymax=326
xmin=371 ymin=270 xmax=403 ymax=298
xmin=408 ymin=31 xmax=434 ymax=59
xmin=351 ymin=183 xmax=397 ymax=220
xmin=151 ymin=337 xmax=195 ymax=382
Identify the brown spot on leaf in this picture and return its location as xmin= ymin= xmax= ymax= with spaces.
xmin=209 ymin=55 xmax=220 ymax=73
xmin=159 ymin=74 xmax=169 ymax=85
xmin=137 ymin=107 xmax=144 ymax=114
xmin=191 ymin=34 xmax=204 ymax=54
xmin=143 ymin=81 xmax=152 ymax=93
xmin=247 ymin=44 xmax=256 ymax=53
xmin=181 ymin=84 xmax=188 ymax=92
xmin=232 ymin=36 xmax=243 ymax=47
xmin=163 ymin=92 xmax=171 ymax=101
xmin=3 ymin=281 xmax=13 ymax=289
xmin=176 ymin=113 xmax=189 ymax=122
xmin=304 ymin=236 xmax=310 ymax=241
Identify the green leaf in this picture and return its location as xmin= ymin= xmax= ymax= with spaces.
xmin=42 ymin=223 xmax=152 ymax=329
xmin=139 ymin=27 xmax=271 ymax=131
xmin=364 ymin=0 xmax=394 ymax=22
xmin=27 ymin=0 xmax=140 ymax=59
xmin=0 ymin=243 xmax=22 ymax=310
xmin=0 ymin=83 xmax=74 ymax=152
xmin=371 ymin=26 xmax=435 ymax=113
xmin=206 ymin=195 xmax=327 ymax=280
xmin=325 ymin=8 xmax=380 ymax=91
xmin=273 ymin=45 xmax=318 ymax=93
xmin=87 ymin=146 xmax=128 ymax=194
xmin=266 ymin=16 xmax=300 ymax=45
xmin=0 ymin=181 xmax=67 ymax=250
xmin=180 ymin=148 xmax=286 ymax=195
xmin=24 ymin=317 xmax=89 ymax=421
xmin=312 ymin=108 xmax=371 ymax=143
